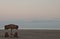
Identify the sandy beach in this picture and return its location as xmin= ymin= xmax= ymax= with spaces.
xmin=0 ymin=29 xmax=60 ymax=39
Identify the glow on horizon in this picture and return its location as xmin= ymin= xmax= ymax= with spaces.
xmin=20 ymin=28 xmax=60 ymax=30
xmin=1 ymin=27 xmax=60 ymax=30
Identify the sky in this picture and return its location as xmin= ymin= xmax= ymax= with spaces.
xmin=0 ymin=0 xmax=60 ymax=29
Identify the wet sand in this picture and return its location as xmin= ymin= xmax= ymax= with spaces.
xmin=0 ymin=29 xmax=60 ymax=39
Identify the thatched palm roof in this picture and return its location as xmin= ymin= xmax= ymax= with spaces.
xmin=5 ymin=24 xmax=18 ymax=29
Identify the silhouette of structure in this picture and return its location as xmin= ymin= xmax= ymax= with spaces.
xmin=5 ymin=32 xmax=9 ymax=38
xmin=14 ymin=32 xmax=18 ymax=38
xmin=4 ymin=24 xmax=19 ymax=38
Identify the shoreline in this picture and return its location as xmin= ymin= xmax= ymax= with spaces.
xmin=1 ymin=28 xmax=60 ymax=30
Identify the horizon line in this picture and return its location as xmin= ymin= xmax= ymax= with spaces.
xmin=0 ymin=28 xmax=60 ymax=30
xmin=20 ymin=28 xmax=60 ymax=30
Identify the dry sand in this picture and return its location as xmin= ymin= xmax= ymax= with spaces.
xmin=0 ymin=29 xmax=60 ymax=39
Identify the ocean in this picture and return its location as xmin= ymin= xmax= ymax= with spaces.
xmin=20 ymin=20 xmax=60 ymax=29
xmin=0 ymin=20 xmax=60 ymax=29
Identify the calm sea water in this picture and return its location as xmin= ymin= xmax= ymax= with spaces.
xmin=0 ymin=20 xmax=60 ymax=29
xmin=20 ymin=21 xmax=60 ymax=29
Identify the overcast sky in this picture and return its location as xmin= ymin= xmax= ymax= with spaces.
xmin=0 ymin=0 xmax=60 ymax=21
xmin=0 ymin=0 xmax=60 ymax=29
